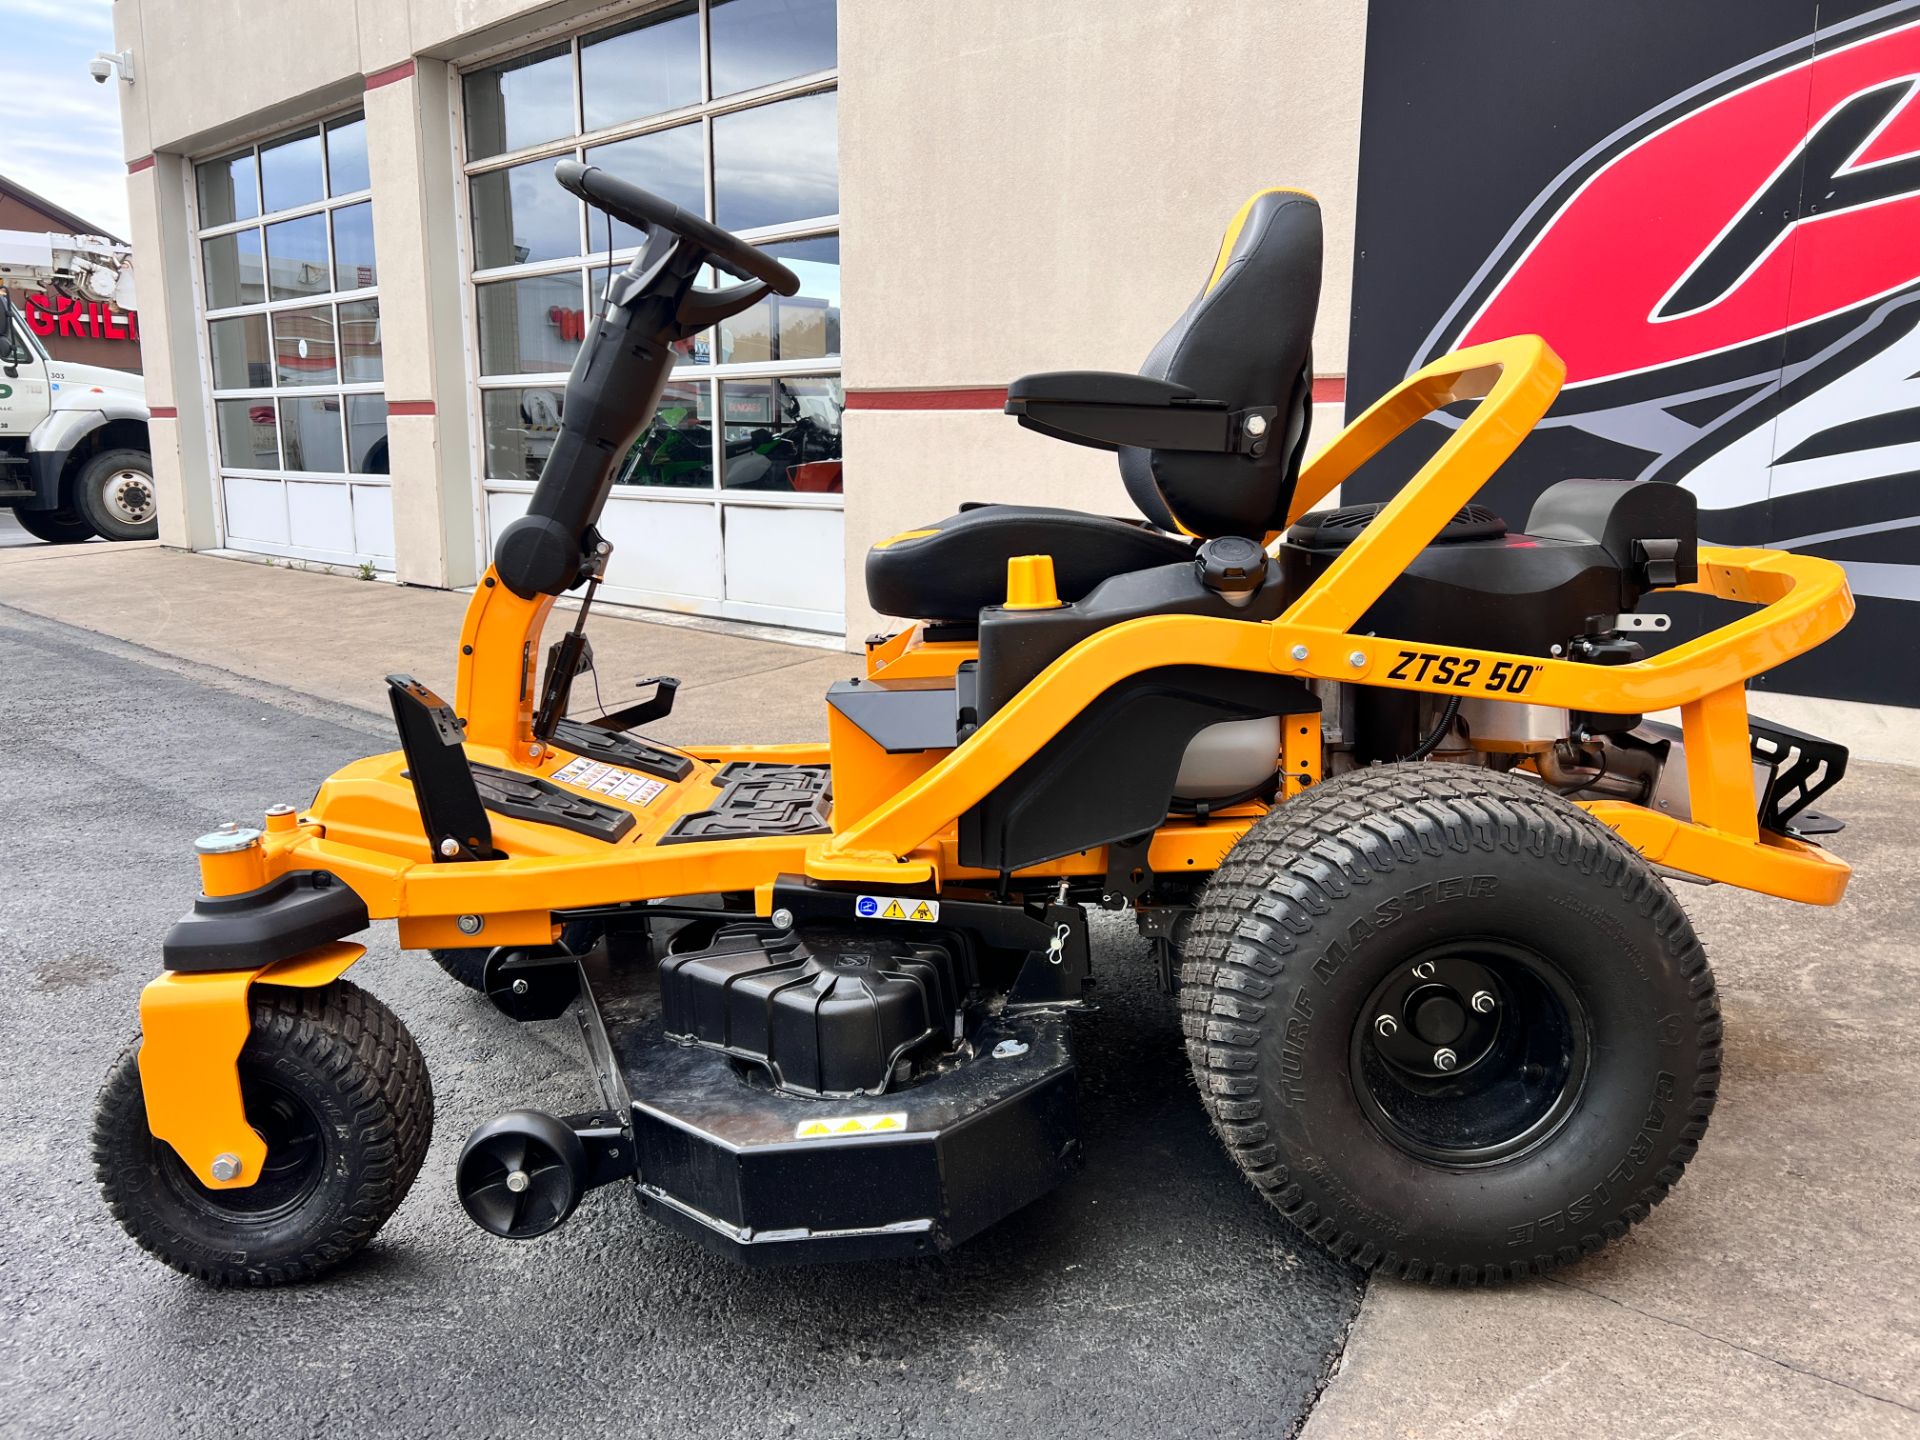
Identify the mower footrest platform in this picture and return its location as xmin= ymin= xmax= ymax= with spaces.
xmin=577 ymin=948 xmax=1080 ymax=1264
xmin=662 ymin=763 xmax=832 ymax=844
xmin=471 ymin=762 xmax=636 ymax=842
xmin=549 ymin=718 xmax=693 ymax=782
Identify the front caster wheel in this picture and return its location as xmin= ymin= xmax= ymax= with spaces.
xmin=431 ymin=947 xmax=488 ymax=990
xmin=1181 ymin=763 xmax=1720 ymax=1284
xmin=92 ymin=980 xmax=434 ymax=1286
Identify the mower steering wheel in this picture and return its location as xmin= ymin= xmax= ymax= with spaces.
xmin=554 ymin=159 xmax=801 ymax=296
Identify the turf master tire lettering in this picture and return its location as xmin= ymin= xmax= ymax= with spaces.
xmin=92 ymin=981 xmax=433 ymax=1286
xmin=1180 ymin=763 xmax=1720 ymax=1283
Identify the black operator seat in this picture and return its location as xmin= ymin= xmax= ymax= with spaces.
xmin=864 ymin=189 xmax=1323 ymax=624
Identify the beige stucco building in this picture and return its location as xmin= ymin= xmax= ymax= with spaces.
xmin=113 ymin=0 xmax=1364 ymax=647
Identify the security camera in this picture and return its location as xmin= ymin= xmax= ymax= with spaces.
xmin=90 ymin=50 xmax=134 ymax=85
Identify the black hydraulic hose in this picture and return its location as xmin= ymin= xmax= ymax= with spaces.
xmin=1403 ymin=696 xmax=1463 ymax=762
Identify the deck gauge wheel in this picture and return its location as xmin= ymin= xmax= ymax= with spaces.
xmin=457 ymin=1109 xmax=588 ymax=1239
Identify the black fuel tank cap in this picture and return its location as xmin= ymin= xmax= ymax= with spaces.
xmin=1194 ymin=535 xmax=1269 ymax=607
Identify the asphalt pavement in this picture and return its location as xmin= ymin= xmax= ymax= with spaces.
xmin=0 ymin=603 xmax=1362 ymax=1440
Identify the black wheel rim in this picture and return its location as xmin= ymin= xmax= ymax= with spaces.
xmin=159 ymin=1073 xmax=327 ymax=1221
xmin=1350 ymin=939 xmax=1590 ymax=1167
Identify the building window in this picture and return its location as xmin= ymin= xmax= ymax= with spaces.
xmin=194 ymin=115 xmax=390 ymax=564
xmin=462 ymin=0 xmax=841 ymax=505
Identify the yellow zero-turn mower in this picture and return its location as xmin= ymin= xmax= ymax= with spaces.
xmin=93 ymin=167 xmax=1855 ymax=1286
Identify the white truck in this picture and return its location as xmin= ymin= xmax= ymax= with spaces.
xmin=0 ymin=230 xmax=155 ymax=542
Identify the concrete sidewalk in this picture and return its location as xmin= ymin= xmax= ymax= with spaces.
xmin=0 ymin=540 xmax=851 ymax=745
xmin=6 ymin=539 xmax=1918 ymax=1438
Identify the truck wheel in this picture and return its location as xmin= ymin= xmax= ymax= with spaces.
xmin=93 ymin=980 xmax=433 ymax=1286
xmin=72 ymin=447 xmax=158 ymax=542
xmin=1181 ymin=762 xmax=1719 ymax=1284
xmin=11 ymin=504 xmax=96 ymax=544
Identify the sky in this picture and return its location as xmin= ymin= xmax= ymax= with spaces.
xmin=1 ymin=0 xmax=131 ymax=238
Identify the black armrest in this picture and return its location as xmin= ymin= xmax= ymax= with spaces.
xmin=1004 ymin=370 xmax=1272 ymax=456
xmin=1006 ymin=370 xmax=1197 ymax=406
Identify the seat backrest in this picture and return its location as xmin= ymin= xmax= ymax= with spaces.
xmin=1119 ymin=189 xmax=1322 ymax=539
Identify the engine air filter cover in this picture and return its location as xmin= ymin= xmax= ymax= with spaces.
xmin=658 ymin=927 xmax=969 ymax=1096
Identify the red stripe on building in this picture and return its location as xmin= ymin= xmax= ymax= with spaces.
xmin=365 ymin=60 xmax=416 ymax=90
xmin=846 ymin=378 xmax=1348 ymax=411
xmin=127 ymin=155 xmax=155 ymax=175
xmin=148 ymin=405 xmax=177 ymax=419
xmin=845 ymin=387 xmax=1008 ymax=411
xmin=387 ymin=399 xmax=435 ymax=416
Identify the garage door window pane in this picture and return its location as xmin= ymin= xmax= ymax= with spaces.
xmin=718 ymin=235 xmax=838 ymax=363
xmin=478 ymin=273 xmax=586 ymax=375
xmin=331 ymin=202 xmax=377 ymax=291
xmin=260 ymin=127 xmax=324 ymax=213
xmin=709 ymin=0 xmax=836 ymax=97
xmin=713 ymin=90 xmax=837 ymax=231
xmin=279 ymin=395 xmax=345 ymax=472
xmin=465 ymin=42 xmax=574 ymax=160
xmin=208 ymin=314 xmax=270 ymax=389
xmin=472 ymin=159 xmax=581 ymax=269
xmin=198 ymin=149 xmax=258 ymax=227
xmin=265 ymin=213 xmax=330 ymax=300
xmin=216 ymin=399 xmax=279 ymax=468
xmin=719 ymin=376 xmax=841 ymax=490
xmin=338 ymin=299 xmax=383 ymax=381
xmin=618 ymin=380 xmax=713 ymax=488
xmin=483 ymin=386 xmax=566 ymax=480
xmin=581 ymin=4 xmax=700 ymax=131
xmin=202 ymin=229 xmax=265 ymax=309
xmin=326 ymin=116 xmax=370 ymax=195
xmin=272 ymin=306 xmax=337 ymax=386
xmin=347 ymin=396 xmax=389 ymax=474
xmin=586 ymin=123 xmax=706 ymax=252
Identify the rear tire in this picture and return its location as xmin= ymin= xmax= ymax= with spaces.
xmin=12 ymin=505 xmax=96 ymax=544
xmin=93 ymin=980 xmax=433 ymax=1286
xmin=72 ymin=447 xmax=158 ymax=541
xmin=1181 ymin=762 xmax=1719 ymax=1283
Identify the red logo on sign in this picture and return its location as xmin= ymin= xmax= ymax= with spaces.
xmin=1456 ymin=17 xmax=1920 ymax=386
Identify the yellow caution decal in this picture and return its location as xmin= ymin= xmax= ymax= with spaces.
xmin=794 ymin=1113 xmax=908 ymax=1140
xmin=854 ymin=895 xmax=940 ymax=922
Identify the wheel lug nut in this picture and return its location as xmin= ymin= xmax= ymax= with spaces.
xmin=1374 ymin=1015 xmax=1398 ymax=1038
xmin=1471 ymin=989 xmax=1495 ymax=1014
xmin=1433 ymin=1047 xmax=1458 ymax=1072
xmin=1411 ymin=961 xmax=1435 ymax=979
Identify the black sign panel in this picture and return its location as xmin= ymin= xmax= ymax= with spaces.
xmin=1346 ymin=0 xmax=1920 ymax=704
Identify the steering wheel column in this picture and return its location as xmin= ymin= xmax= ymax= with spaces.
xmin=492 ymin=161 xmax=801 ymax=600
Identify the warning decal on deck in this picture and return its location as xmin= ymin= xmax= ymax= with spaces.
xmin=853 ymin=895 xmax=940 ymax=923
xmin=551 ymin=756 xmax=667 ymax=807
xmin=794 ymin=1113 xmax=908 ymax=1140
